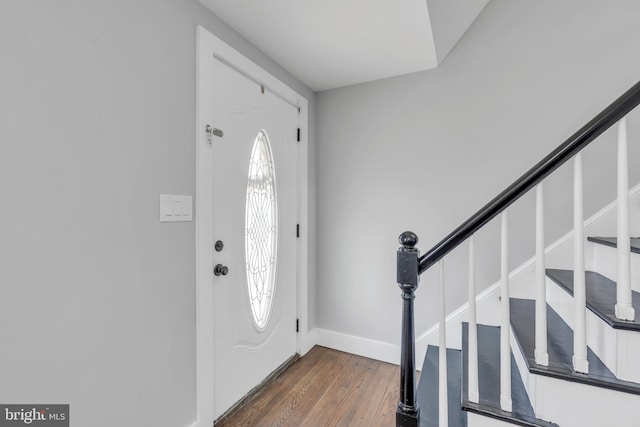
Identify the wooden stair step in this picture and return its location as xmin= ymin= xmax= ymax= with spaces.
xmin=546 ymin=268 xmax=640 ymax=330
xmin=461 ymin=323 xmax=557 ymax=427
xmin=509 ymin=298 xmax=640 ymax=395
xmin=417 ymin=346 xmax=466 ymax=427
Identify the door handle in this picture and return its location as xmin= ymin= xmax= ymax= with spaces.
xmin=214 ymin=264 xmax=229 ymax=276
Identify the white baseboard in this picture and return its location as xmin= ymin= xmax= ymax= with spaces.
xmin=298 ymin=327 xmax=318 ymax=357
xmin=312 ymin=328 xmax=400 ymax=365
xmin=301 ymin=327 xmax=318 ymax=355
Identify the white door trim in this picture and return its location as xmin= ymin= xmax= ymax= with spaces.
xmin=192 ymin=26 xmax=310 ymax=427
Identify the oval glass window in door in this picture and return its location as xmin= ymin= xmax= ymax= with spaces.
xmin=245 ymin=130 xmax=278 ymax=330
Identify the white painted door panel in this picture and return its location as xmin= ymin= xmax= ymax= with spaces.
xmin=212 ymin=58 xmax=298 ymax=418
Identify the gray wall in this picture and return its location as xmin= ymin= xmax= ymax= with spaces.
xmin=0 ymin=1 xmax=314 ymax=427
xmin=316 ymin=0 xmax=640 ymax=347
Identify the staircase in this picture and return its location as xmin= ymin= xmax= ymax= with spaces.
xmin=395 ymin=81 xmax=640 ymax=427
xmin=414 ymin=237 xmax=640 ymax=427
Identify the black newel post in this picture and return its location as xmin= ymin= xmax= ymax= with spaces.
xmin=396 ymin=231 xmax=420 ymax=427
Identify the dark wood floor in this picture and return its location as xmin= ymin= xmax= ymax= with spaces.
xmin=215 ymin=346 xmax=400 ymax=427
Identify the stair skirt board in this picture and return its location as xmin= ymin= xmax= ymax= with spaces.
xmin=461 ymin=324 xmax=557 ymax=427
xmin=417 ymin=346 xmax=466 ymax=427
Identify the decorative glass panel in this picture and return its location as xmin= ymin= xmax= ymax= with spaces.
xmin=245 ymin=130 xmax=278 ymax=330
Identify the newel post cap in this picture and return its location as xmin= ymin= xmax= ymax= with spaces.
xmin=399 ymin=231 xmax=418 ymax=248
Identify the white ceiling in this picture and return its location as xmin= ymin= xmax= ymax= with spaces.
xmin=199 ymin=0 xmax=490 ymax=92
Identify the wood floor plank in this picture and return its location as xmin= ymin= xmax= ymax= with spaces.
xmin=217 ymin=348 xmax=336 ymax=426
xmin=261 ymin=350 xmax=346 ymax=426
xmin=215 ymin=346 xmax=400 ymax=427
xmin=356 ymin=362 xmax=398 ymax=426
xmin=327 ymin=360 xmax=398 ymax=426
xmin=300 ymin=353 xmax=374 ymax=426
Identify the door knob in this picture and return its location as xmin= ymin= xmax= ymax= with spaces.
xmin=214 ymin=264 xmax=229 ymax=276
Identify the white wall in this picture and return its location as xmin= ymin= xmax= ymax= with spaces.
xmin=0 ymin=1 xmax=314 ymax=427
xmin=315 ymin=0 xmax=640 ymax=353
xmin=427 ymin=0 xmax=490 ymax=64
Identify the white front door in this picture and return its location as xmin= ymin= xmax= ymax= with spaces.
xmin=211 ymin=57 xmax=299 ymax=419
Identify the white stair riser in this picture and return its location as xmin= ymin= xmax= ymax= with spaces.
xmin=588 ymin=240 xmax=640 ymax=293
xmin=545 ymin=277 xmax=640 ymax=383
xmin=618 ymin=328 xmax=640 ymax=384
xmin=466 ymin=412 xmax=528 ymax=427
xmin=588 ymin=240 xmax=640 ymax=288
xmin=526 ymin=372 xmax=637 ymax=427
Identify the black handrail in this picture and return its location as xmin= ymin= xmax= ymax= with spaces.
xmin=418 ymin=80 xmax=640 ymax=275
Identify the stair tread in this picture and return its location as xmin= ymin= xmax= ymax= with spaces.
xmin=510 ymin=298 xmax=640 ymax=395
xmin=546 ymin=268 xmax=640 ymax=330
xmin=462 ymin=323 xmax=557 ymax=427
xmin=417 ymin=346 xmax=466 ymax=427
xmin=587 ymin=236 xmax=640 ymax=254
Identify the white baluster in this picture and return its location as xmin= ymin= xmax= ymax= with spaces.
xmin=573 ymin=152 xmax=589 ymax=373
xmin=535 ymin=184 xmax=549 ymax=366
xmin=616 ymin=117 xmax=635 ymax=321
xmin=500 ymin=212 xmax=512 ymax=412
xmin=468 ymin=236 xmax=479 ymax=403
xmin=439 ymin=260 xmax=448 ymax=427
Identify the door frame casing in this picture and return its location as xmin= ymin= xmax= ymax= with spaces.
xmin=193 ymin=26 xmax=310 ymax=427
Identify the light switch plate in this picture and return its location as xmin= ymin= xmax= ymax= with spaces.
xmin=160 ymin=194 xmax=193 ymax=222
